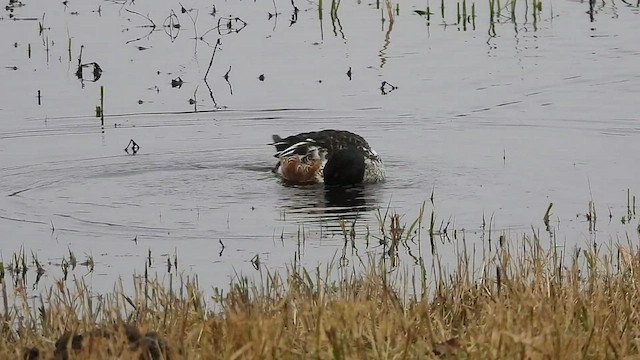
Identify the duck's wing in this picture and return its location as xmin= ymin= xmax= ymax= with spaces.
xmin=316 ymin=130 xmax=371 ymax=152
xmin=271 ymin=130 xmax=373 ymax=158
xmin=292 ymin=130 xmax=370 ymax=151
xmin=271 ymin=135 xmax=290 ymax=152
xmin=271 ymin=134 xmax=310 ymax=153
xmin=271 ymin=134 xmax=319 ymax=159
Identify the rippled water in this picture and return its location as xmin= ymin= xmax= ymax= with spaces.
xmin=1 ymin=0 xmax=639 ymax=292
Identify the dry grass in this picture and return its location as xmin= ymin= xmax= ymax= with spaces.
xmin=2 ymin=212 xmax=640 ymax=359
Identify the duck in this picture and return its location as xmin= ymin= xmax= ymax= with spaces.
xmin=271 ymin=130 xmax=385 ymax=185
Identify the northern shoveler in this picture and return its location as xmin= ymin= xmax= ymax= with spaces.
xmin=271 ymin=130 xmax=385 ymax=185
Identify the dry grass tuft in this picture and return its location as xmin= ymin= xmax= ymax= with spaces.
xmin=2 ymin=211 xmax=640 ymax=359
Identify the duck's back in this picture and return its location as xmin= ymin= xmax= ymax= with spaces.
xmin=273 ymin=130 xmax=371 ymax=157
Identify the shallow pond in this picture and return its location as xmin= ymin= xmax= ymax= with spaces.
xmin=1 ymin=0 xmax=639 ymax=293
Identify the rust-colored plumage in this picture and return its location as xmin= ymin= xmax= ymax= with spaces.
xmin=278 ymin=157 xmax=324 ymax=184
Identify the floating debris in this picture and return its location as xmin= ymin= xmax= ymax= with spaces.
xmin=219 ymin=239 xmax=225 ymax=256
xmin=290 ymin=2 xmax=299 ymax=26
xmin=163 ymin=9 xmax=180 ymax=41
xmin=380 ymin=80 xmax=397 ymax=95
xmin=171 ymin=77 xmax=184 ymax=88
xmin=75 ymin=62 xmax=102 ymax=82
xmin=251 ymin=254 xmax=260 ymax=270
xmin=216 ymin=16 xmax=247 ymax=35
xmin=124 ymin=139 xmax=140 ymax=155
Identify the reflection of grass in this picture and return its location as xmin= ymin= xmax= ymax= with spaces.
xmin=5 ymin=209 xmax=640 ymax=358
xmin=330 ymin=0 xmax=341 ymax=19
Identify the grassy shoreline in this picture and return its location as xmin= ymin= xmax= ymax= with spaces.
xmin=2 ymin=211 xmax=640 ymax=359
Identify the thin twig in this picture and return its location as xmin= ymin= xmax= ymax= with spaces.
xmin=204 ymin=39 xmax=221 ymax=80
xmin=125 ymin=9 xmax=156 ymax=28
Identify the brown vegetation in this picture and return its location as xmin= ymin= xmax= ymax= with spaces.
xmin=2 ymin=212 xmax=640 ymax=359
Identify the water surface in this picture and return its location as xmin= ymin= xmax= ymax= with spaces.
xmin=1 ymin=0 xmax=639 ymax=293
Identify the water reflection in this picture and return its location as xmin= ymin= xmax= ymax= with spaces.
xmin=278 ymin=183 xmax=381 ymax=222
xmin=324 ymin=185 xmax=367 ymax=211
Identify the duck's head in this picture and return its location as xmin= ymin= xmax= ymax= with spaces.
xmin=323 ymin=147 xmax=365 ymax=186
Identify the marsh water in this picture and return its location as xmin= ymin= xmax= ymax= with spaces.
xmin=1 ymin=0 xmax=639 ymax=293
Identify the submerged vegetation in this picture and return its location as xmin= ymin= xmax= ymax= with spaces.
xmin=2 ymin=208 xmax=640 ymax=359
